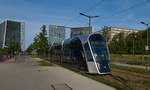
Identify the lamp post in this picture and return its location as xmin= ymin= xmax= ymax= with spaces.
xmin=132 ymin=32 xmax=137 ymax=56
xmin=132 ymin=32 xmax=135 ymax=55
xmin=140 ymin=22 xmax=149 ymax=69
xmin=80 ymin=13 xmax=99 ymax=34
xmin=140 ymin=22 xmax=149 ymax=51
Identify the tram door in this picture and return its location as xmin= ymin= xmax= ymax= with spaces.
xmin=72 ymin=40 xmax=88 ymax=71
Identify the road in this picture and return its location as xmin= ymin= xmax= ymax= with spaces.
xmin=0 ymin=56 xmax=116 ymax=90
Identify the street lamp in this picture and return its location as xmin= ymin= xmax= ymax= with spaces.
xmin=140 ymin=21 xmax=149 ymax=51
xmin=80 ymin=12 xmax=99 ymax=34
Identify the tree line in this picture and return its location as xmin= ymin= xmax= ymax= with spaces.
xmin=26 ymin=25 xmax=150 ymax=55
xmin=108 ymin=28 xmax=150 ymax=54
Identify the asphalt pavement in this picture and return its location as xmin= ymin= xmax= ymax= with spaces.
xmin=0 ymin=56 xmax=116 ymax=90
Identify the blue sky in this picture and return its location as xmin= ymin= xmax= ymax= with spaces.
xmin=0 ymin=0 xmax=150 ymax=49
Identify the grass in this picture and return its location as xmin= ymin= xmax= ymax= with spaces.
xmin=39 ymin=60 xmax=53 ymax=66
xmin=135 ymin=80 xmax=150 ymax=85
xmin=110 ymin=54 xmax=150 ymax=66
xmin=111 ymin=64 xmax=150 ymax=75
xmin=126 ymin=61 xmax=150 ymax=66
xmin=140 ymin=80 xmax=150 ymax=85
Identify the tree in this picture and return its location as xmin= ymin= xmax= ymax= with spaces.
xmin=26 ymin=25 xmax=48 ymax=56
xmin=0 ymin=47 xmax=8 ymax=55
xmin=109 ymin=32 xmax=126 ymax=54
xmin=126 ymin=32 xmax=136 ymax=54
xmin=109 ymin=28 xmax=150 ymax=55
xmin=101 ymin=26 xmax=110 ymax=42
xmin=0 ymin=47 xmax=8 ymax=61
xmin=26 ymin=44 xmax=34 ymax=54
xmin=7 ymin=41 xmax=21 ymax=56
xmin=38 ymin=25 xmax=48 ymax=55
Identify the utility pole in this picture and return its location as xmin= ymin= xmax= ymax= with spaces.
xmin=79 ymin=13 xmax=99 ymax=34
xmin=132 ymin=29 xmax=136 ymax=55
xmin=141 ymin=22 xmax=149 ymax=69
xmin=133 ymin=39 xmax=134 ymax=55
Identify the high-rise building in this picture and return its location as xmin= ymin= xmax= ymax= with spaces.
xmin=71 ymin=27 xmax=92 ymax=37
xmin=0 ymin=20 xmax=25 ymax=51
xmin=49 ymin=25 xmax=65 ymax=45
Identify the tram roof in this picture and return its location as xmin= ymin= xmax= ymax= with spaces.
xmin=52 ymin=33 xmax=104 ymax=47
xmin=64 ymin=34 xmax=89 ymax=45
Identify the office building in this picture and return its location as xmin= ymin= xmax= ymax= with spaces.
xmin=95 ymin=26 xmax=139 ymax=42
xmin=49 ymin=25 xmax=65 ymax=45
xmin=71 ymin=27 xmax=92 ymax=37
xmin=0 ymin=20 xmax=25 ymax=51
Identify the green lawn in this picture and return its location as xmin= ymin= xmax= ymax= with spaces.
xmin=110 ymin=54 xmax=150 ymax=61
xmin=110 ymin=54 xmax=150 ymax=66
xmin=111 ymin=64 xmax=150 ymax=75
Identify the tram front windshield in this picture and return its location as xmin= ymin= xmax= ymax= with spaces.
xmin=90 ymin=41 xmax=109 ymax=62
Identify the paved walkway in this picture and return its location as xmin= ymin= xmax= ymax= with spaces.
xmin=113 ymin=63 xmax=150 ymax=70
xmin=0 ymin=56 xmax=116 ymax=90
xmin=38 ymin=66 xmax=116 ymax=90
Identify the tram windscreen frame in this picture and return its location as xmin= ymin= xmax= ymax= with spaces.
xmin=89 ymin=34 xmax=110 ymax=62
xmin=84 ymin=42 xmax=94 ymax=62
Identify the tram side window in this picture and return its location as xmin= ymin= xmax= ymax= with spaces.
xmin=63 ymin=46 xmax=71 ymax=60
xmin=84 ymin=43 xmax=93 ymax=62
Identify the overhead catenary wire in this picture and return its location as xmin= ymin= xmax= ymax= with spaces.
xmin=65 ymin=0 xmax=150 ymax=31
xmin=83 ymin=0 xmax=105 ymax=13
xmin=107 ymin=0 xmax=150 ymax=19
xmin=93 ymin=0 xmax=150 ymax=25
xmin=64 ymin=0 xmax=105 ymax=27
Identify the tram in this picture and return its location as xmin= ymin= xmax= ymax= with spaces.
xmin=50 ymin=33 xmax=111 ymax=74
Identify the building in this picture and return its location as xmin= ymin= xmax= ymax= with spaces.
xmin=71 ymin=27 xmax=92 ymax=37
xmin=95 ymin=26 xmax=139 ymax=42
xmin=0 ymin=19 xmax=25 ymax=51
xmin=49 ymin=25 xmax=65 ymax=45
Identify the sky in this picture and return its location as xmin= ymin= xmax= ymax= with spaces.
xmin=0 ymin=0 xmax=150 ymax=49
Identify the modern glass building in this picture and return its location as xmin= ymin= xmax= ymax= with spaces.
xmin=0 ymin=21 xmax=5 ymax=48
xmin=71 ymin=27 xmax=92 ymax=38
xmin=49 ymin=25 xmax=65 ymax=45
xmin=0 ymin=20 xmax=25 ymax=51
